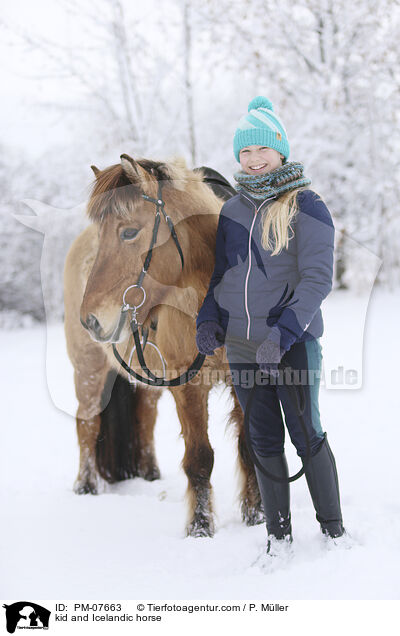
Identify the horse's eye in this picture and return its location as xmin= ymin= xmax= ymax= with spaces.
xmin=120 ymin=227 xmax=139 ymax=241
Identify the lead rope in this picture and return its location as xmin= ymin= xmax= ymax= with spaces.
xmin=243 ymin=359 xmax=311 ymax=482
xmin=113 ymin=319 xmax=205 ymax=387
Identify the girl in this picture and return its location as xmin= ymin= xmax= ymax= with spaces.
xmin=195 ymin=96 xmax=346 ymax=559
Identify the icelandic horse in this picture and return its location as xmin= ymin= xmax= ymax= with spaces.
xmin=63 ymin=154 xmax=264 ymax=537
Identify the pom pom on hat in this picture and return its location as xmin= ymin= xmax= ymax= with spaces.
xmin=233 ymin=95 xmax=290 ymax=162
xmin=248 ymin=96 xmax=273 ymax=112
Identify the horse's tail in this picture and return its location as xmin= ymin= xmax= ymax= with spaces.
xmin=96 ymin=370 xmax=139 ymax=482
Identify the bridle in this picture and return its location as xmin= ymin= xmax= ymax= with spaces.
xmin=111 ymin=179 xmax=206 ymax=387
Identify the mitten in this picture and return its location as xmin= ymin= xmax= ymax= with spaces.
xmin=256 ymin=326 xmax=286 ymax=378
xmin=196 ymin=321 xmax=225 ymax=356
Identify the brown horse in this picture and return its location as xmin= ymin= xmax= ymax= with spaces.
xmin=63 ymin=154 xmax=263 ymax=537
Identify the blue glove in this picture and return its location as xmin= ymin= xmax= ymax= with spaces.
xmin=196 ymin=321 xmax=225 ymax=355
xmin=256 ymin=326 xmax=286 ymax=378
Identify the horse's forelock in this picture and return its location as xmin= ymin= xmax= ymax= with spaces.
xmin=87 ymin=164 xmax=142 ymax=223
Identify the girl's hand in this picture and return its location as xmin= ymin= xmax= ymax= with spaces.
xmin=256 ymin=326 xmax=285 ymax=377
xmin=196 ymin=321 xmax=225 ymax=355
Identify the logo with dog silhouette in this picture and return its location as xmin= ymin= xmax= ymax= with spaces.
xmin=2 ymin=602 xmax=51 ymax=633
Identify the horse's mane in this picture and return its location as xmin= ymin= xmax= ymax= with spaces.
xmin=87 ymin=156 xmax=207 ymax=224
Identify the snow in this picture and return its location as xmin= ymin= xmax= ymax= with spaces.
xmin=1 ymin=287 xmax=400 ymax=601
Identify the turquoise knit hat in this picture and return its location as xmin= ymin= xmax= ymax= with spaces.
xmin=233 ymin=96 xmax=290 ymax=163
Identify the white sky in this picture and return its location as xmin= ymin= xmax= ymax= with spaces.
xmin=1 ymin=0 xmax=175 ymax=157
xmin=1 ymin=1 xmax=69 ymax=152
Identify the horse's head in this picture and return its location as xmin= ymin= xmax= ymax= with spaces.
xmin=80 ymin=154 xmax=211 ymax=343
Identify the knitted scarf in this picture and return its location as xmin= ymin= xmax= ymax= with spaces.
xmin=233 ymin=161 xmax=311 ymax=200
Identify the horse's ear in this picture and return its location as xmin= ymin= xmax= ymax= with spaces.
xmin=120 ymin=154 xmax=144 ymax=182
xmin=91 ymin=165 xmax=100 ymax=176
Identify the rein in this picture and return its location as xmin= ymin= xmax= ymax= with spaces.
xmin=243 ymin=361 xmax=311 ymax=482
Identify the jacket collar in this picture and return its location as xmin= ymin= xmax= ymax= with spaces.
xmin=239 ymin=191 xmax=276 ymax=209
xmin=239 ymin=191 xmax=258 ymax=208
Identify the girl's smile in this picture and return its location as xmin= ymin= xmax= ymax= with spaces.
xmin=239 ymin=145 xmax=284 ymax=175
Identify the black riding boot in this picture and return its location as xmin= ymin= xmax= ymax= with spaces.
xmin=253 ymin=451 xmax=292 ymax=544
xmin=302 ymin=433 xmax=345 ymax=538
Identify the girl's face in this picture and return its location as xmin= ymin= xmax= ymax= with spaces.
xmin=239 ymin=145 xmax=284 ymax=175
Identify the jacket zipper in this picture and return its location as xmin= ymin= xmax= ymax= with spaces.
xmin=241 ymin=193 xmax=276 ymax=340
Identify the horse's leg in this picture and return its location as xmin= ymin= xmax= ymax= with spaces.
xmin=228 ymin=385 xmax=265 ymax=526
xmin=75 ymin=414 xmax=102 ymax=494
xmin=73 ymin=347 xmax=110 ymax=494
xmin=170 ymin=383 xmax=215 ymax=538
xmin=134 ymin=386 xmax=162 ymax=481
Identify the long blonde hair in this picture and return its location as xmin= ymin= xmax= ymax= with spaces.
xmin=259 ymin=187 xmax=309 ymax=256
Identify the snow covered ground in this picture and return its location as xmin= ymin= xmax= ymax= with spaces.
xmin=1 ymin=286 xmax=399 ymax=601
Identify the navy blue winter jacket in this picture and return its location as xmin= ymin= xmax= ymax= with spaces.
xmin=196 ymin=189 xmax=335 ymax=350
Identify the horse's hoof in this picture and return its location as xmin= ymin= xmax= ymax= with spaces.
xmin=140 ymin=465 xmax=161 ymax=482
xmin=241 ymin=505 xmax=265 ymax=526
xmin=186 ymin=516 xmax=215 ymax=538
xmin=73 ymin=480 xmax=98 ymax=495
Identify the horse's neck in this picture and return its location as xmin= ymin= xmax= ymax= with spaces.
xmin=181 ymin=212 xmax=219 ymax=285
